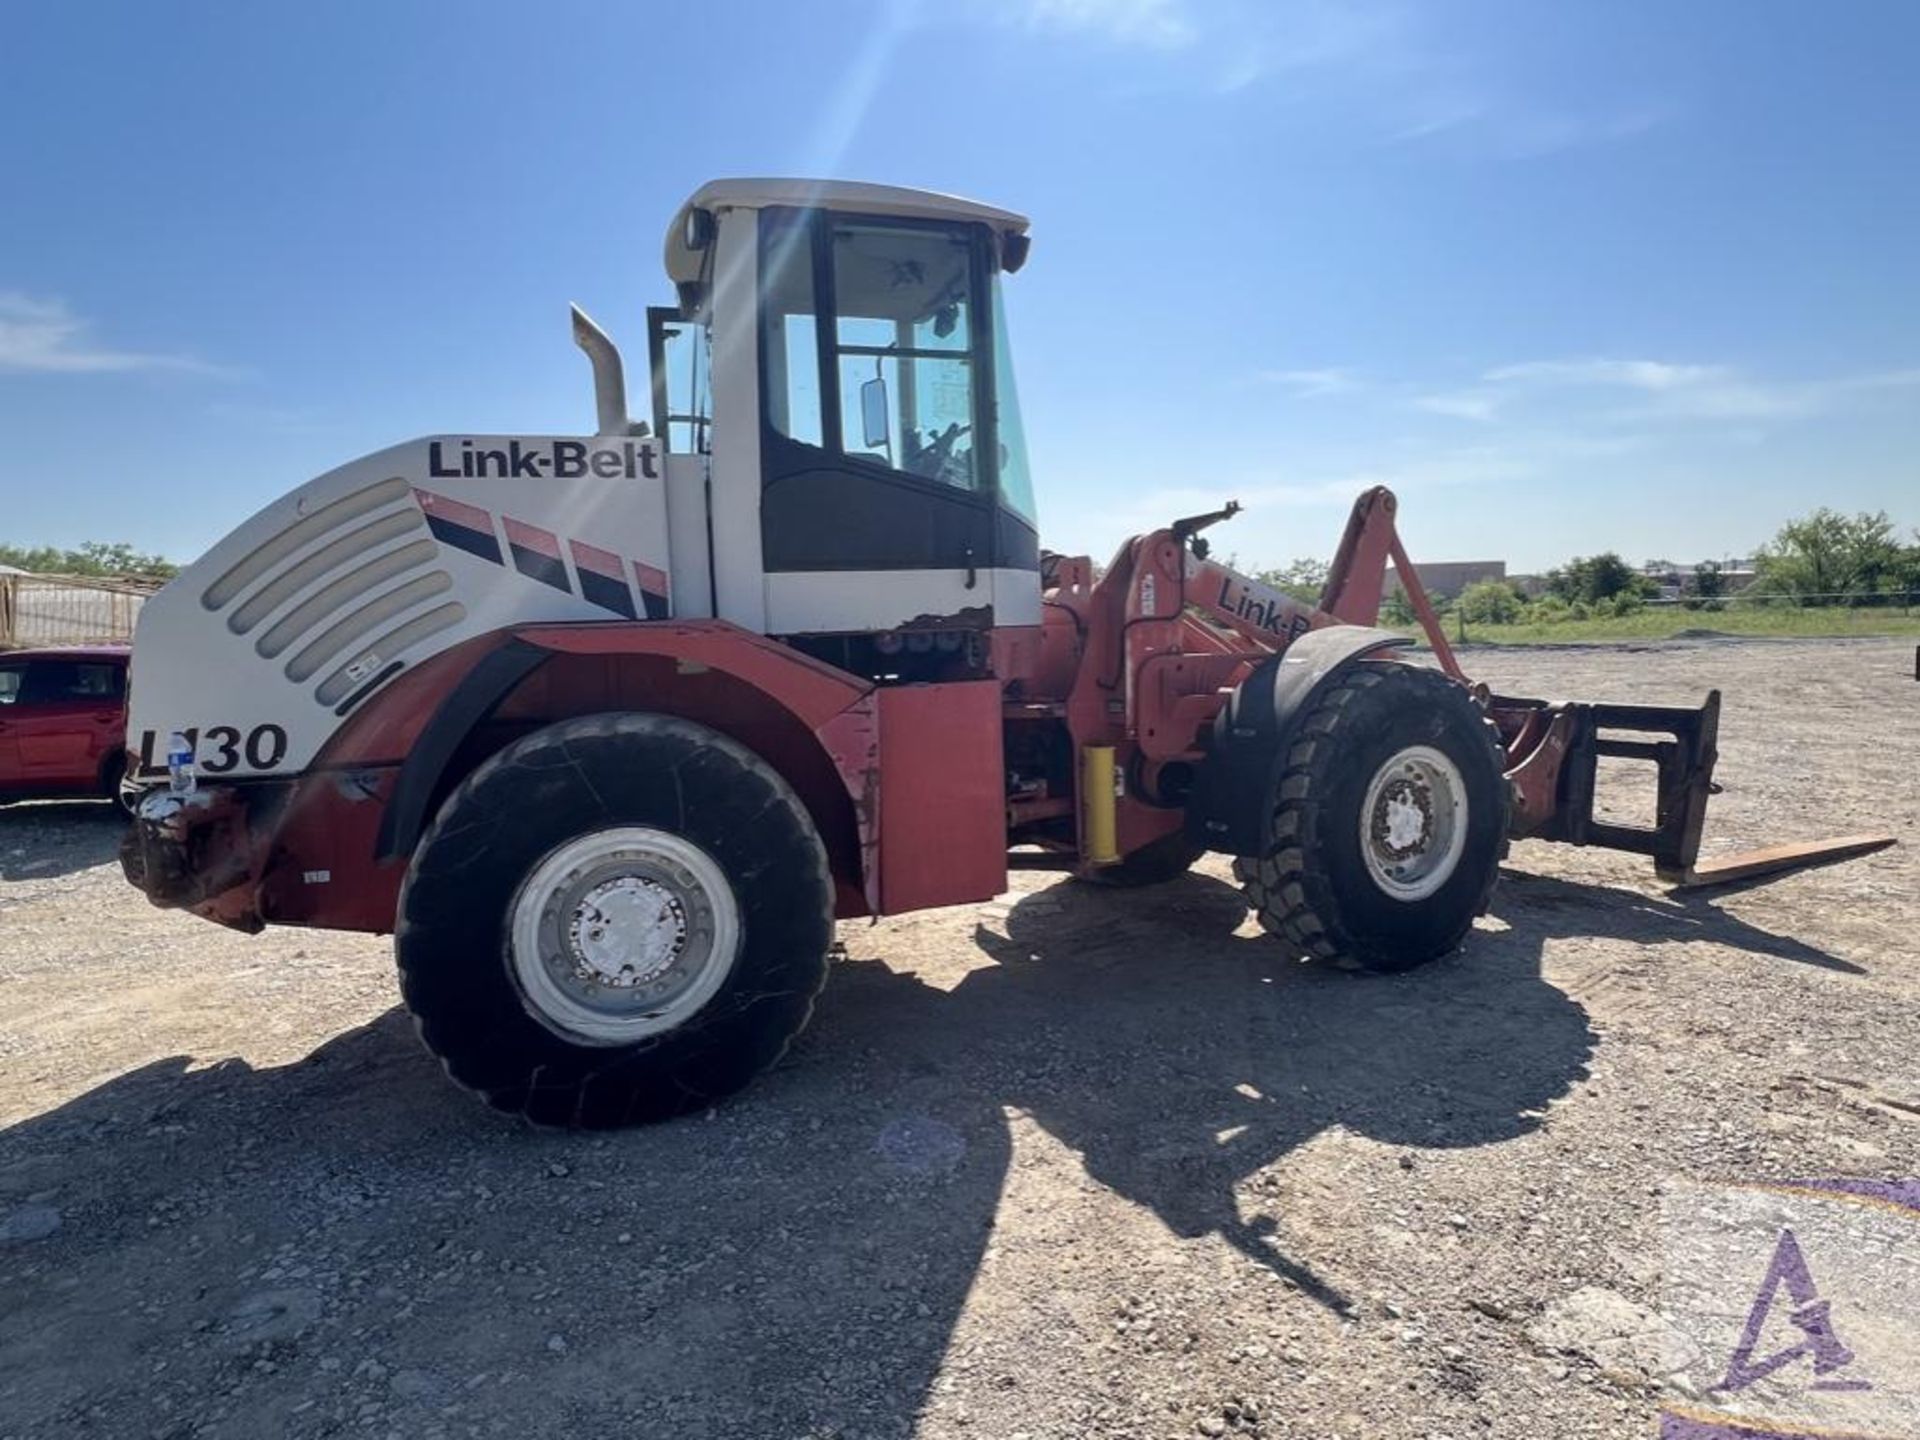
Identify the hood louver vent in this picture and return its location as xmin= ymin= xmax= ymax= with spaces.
xmin=199 ymin=477 xmax=463 ymax=709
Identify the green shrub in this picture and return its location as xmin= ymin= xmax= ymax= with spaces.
xmin=1457 ymin=579 xmax=1526 ymax=625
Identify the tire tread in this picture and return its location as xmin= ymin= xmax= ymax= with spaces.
xmin=1235 ymin=663 xmax=1508 ymax=971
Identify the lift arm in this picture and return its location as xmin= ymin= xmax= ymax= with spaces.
xmin=1120 ymin=488 xmax=1894 ymax=888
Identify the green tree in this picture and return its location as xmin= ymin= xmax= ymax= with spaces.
xmin=1685 ymin=559 xmax=1726 ymax=612
xmin=1752 ymin=508 xmax=1903 ymax=605
xmin=0 ymin=540 xmax=178 ymax=579
xmin=1897 ymin=531 xmax=1920 ymax=597
xmin=1251 ymin=557 xmax=1329 ymax=607
xmin=1544 ymin=552 xmax=1647 ymax=605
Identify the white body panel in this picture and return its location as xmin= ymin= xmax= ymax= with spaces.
xmin=705 ymin=212 xmax=768 ymax=631
xmin=127 ymin=434 xmax=671 ymax=780
xmin=661 ymin=453 xmax=714 ymax=618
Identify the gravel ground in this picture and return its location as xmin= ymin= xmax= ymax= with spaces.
xmin=1 ymin=637 xmax=1914 ymax=1440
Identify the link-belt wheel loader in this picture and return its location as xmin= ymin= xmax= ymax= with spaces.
xmin=120 ymin=179 xmax=1893 ymax=1127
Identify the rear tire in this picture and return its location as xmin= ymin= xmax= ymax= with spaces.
xmin=1233 ymin=663 xmax=1507 ymax=972
xmin=396 ymin=712 xmax=834 ymax=1127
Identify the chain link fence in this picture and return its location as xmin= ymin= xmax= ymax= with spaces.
xmin=0 ymin=574 xmax=159 ymax=649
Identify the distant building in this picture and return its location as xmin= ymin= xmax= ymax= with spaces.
xmin=1641 ymin=558 xmax=1759 ymax=597
xmin=1384 ymin=560 xmax=1506 ymax=600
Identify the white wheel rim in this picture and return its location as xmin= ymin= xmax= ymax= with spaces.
xmin=508 ymin=827 xmax=740 ymax=1045
xmin=1358 ymin=744 xmax=1469 ymax=902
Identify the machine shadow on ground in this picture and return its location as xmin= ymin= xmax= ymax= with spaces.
xmin=0 ymin=865 xmax=1850 ymax=1437
xmin=0 ymin=801 xmax=124 ymax=881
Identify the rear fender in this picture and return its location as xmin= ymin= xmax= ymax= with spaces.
xmin=1184 ymin=626 xmax=1406 ymax=856
xmin=321 ymin=621 xmax=876 ymax=917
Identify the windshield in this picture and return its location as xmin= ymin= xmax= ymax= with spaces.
xmin=758 ymin=210 xmax=1034 ymax=520
xmin=832 ymin=222 xmax=978 ymax=489
xmin=991 ymin=272 xmax=1036 ymax=524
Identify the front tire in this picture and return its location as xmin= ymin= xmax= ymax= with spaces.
xmin=1233 ymin=663 xmax=1508 ymax=972
xmin=397 ymin=712 xmax=834 ymax=1127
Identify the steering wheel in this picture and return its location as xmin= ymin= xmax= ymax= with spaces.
xmin=911 ymin=422 xmax=971 ymax=481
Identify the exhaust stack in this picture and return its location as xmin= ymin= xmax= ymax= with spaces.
xmin=570 ymin=303 xmax=634 ymax=437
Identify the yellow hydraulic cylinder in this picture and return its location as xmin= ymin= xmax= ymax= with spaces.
xmin=1081 ymin=745 xmax=1120 ymax=865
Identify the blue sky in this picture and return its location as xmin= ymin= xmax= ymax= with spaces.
xmin=2 ymin=0 xmax=1915 ymax=573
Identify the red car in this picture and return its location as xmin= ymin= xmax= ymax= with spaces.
xmin=0 ymin=645 xmax=132 ymax=808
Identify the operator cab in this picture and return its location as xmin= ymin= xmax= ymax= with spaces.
xmin=653 ymin=180 xmax=1040 ymax=679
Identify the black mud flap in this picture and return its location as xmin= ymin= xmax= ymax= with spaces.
xmin=1185 ymin=625 xmax=1407 ymax=857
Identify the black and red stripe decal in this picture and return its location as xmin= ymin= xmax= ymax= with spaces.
xmin=569 ymin=539 xmax=636 ymax=618
xmin=414 ymin=489 xmax=502 ymax=563
xmin=416 ymin=490 xmax=668 ymax=618
xmin=503 ymin=518 xmax=570 ymax=593
xmin=634 ymin=561 xmax=670 ymax=620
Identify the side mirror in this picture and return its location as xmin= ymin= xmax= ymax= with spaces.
xmin=860 ymin=376 xmax=891 ymax=449
xmin=682 ymin=207 xmax=714 ymax=252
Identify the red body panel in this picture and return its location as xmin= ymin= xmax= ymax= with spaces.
xmin=0 ymin=646 xmax=128 ymax=800
xmin=876 ymin=681 xmax=1006 ymax=914
xmin=256 ymin=768 xmax=404 ymax=930
xmin=188 ymin=628 xmax=1022 ymax=933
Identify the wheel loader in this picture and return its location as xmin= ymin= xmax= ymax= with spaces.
xmin=119 ymin=178 xmax=1891 ymax=1126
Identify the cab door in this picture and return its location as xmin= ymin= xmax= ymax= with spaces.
xmin=753 ymin=210 xmax=1032 ymax=634
xmin=647 ymin=305 xmax=711 ymax=456
xmin=13 ymin=658 xmax=124 ymax=789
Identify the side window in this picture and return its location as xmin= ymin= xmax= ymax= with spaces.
xmin=760 ymin=213 xmax=824 ymax=447
xmin=649 ymin=310 xmax=712 ymax=455
xmin=0 ymin=665 xmax=22 ymax=705
xmin=18 ymin=661 xmax=120 ymax=704
xmin=831 ymin=222 xmax=977 ymax=490
xmin=73 ymin=662 xmax=124 ymax=699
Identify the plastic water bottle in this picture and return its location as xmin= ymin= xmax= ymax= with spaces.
xmin=167 ymin=731 xmax=197 ymax=796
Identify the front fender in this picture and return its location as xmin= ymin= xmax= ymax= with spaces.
xmin=1184 ymin=625 xmax=1408 ymax=856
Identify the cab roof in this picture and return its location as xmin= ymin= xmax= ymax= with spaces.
xmin=665 ymin=178 xmax=1029 ymax=286
xmin=0 ymin=644 xmax=129 ymax=662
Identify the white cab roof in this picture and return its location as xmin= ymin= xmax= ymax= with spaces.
xmin=665 ymin=178 xmax=1028 ymax=285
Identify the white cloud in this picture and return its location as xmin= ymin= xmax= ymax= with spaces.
xmin=1484 ymin=358 xmax=1728 ymax=391
xmin=980 ymin=1 xmax=1670 ymax=158
xmin=1111 ymin=442 xmax=1542 ymax=530
xmin=1011 ymin=0 xmax=1193 ymax=48
xmin=984 ymin=0 xmax=1393 ymax=79
xmin=1258 ymin=367 xmax=1360 ymax=399
xmin=0 ymin=292 xmax=222 ymax=376
xmin=1414 ymin=390 xmax=1502 ymax=422
xmin=1470 ymin=102 xmax=1674 ymax=160
xmin=1474 ymin=356 xmax=1920 ymax=423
